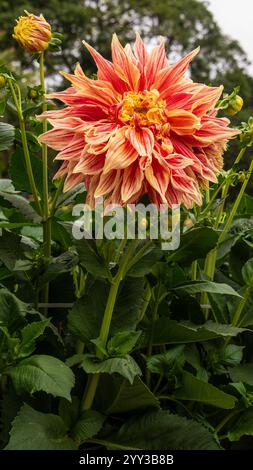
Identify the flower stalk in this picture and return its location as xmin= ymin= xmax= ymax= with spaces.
xmin=81 ymin=239 xmax=137 ymax=411
xmin=8 ymin=79 xmax=42 ymax=215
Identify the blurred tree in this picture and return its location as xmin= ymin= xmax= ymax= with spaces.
xmin=0 ymin=0 xmax=250 ymax=83
xmin=1 ymin=0 xmax=253 ymax=173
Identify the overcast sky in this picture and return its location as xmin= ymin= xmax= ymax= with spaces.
xmin=207 ymin=0 xmax=253 ymax=73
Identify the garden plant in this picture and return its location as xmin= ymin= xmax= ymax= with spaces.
xmin=1 ymin=10 xmax=253 ymax=451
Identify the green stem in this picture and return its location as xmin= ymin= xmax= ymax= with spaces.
xmin=8 ymin=80 xmax=42 ymax=215
xmin=201 ymin=147 xmax=248 ymax=318
xmin=232 ymin=286 xmax=251 ymax=327
xmin=191 ymin=260 xmax=198 ymax=281
xmin=39 ymin=52 xmax=51 ymax=311
xmin=218 ymin=158 xmax=253 ymax=246
xmin=81 ymin=240 xmax=138 ymax=411
xmin=145 ymin=285 xmax=160 ymax=387
xmin=50 ymin=177 xmax=65 ymax=216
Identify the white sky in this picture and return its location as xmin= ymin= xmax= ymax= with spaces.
xmin=207 ymin=0 xmax=253 ymax=74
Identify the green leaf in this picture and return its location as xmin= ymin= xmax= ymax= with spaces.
xmin=127 ymin=246 xmax=163 ymax=277
xmin=229 ymin=364 xmax=253 ymax=385
xmin=167 ymin=227 xmax=218 ymax=264
xmin=107 ymin=331 xmax=141 ymax=356
xmin=80 ymin=354 xmax=141 ymax=384
xmin=112 ymin=278 xmax=145 ymax=334
xmin=228 ymin=408 xmax=253 ymax=441
xmin=9 ymin=147 xmax=44 ymax=195
xmin=5 ymin=355 xmax=75 ymax=401
xmin=147 ymin=345 xmax=185 ymax=375
xmin=17 ymin=320 xmax=49 ymax=358
xmin=173 ymin=281 xmax=240 ymax=297
xmin=242 ymin=258 xmax=253 ymax=285
xmin=174 ymin=371 xmax=236 ymax=409
xmin=68 ymin=282 xmax=107 ymax=342
xmin=106 ymin=410 xmax=220 ymax=450
xmin=39 ymin=251 xmax=78 ymax=286
xmin=55 ymin=183 xmax=85 ymax=209
xmin=71 ymin=410 xmax=105 ymax=444
xmin=147 ymin=318 xmax=246 ymax=346
xmin=0 ymin=122 xmax=15 ymax=151
xmin=68 ymin=278 xmax=145 ymax=342
xmin=0 ymin=288 xmax=29 ymax=331
xmin=75 ymin=239 xmax=109 ymax=279
xmin=96 ymin=376 xmax=159 ymax=414
xmin=5 ymin=405 xmax=77 ymax=450
xmin=0 ymin=190 xmax=41 ymax=223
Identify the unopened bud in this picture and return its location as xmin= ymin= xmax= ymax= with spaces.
xmin=13 ymin=11 xmax=52 ymax=53
xmin=0 ymin=75 xmax=6 ymax=88
xmin=226 ymin=95 xmax=244 ymax=116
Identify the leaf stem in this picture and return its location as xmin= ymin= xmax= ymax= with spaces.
xmin=80 ymin=239 xmax=138 ymax=411
xmin=8 ymin=79 xmax=42 ymax=215
xmin=39 ymin=52 xmax=51 ymax=313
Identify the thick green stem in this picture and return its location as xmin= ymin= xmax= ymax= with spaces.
xmin=81 ymin=240 xmax=137 ymax=411
xmin=191 ymin=260 xmax=198 ymax=281
xmin=39 ymin=53 xmax=51 ymax=311
xmin=201 ymin=147 xmax=248 ymax=318
xmin=8 ymin=80 xmax=42 ymax=215
xmin=218 ymin=158 xmax=253 ymax=246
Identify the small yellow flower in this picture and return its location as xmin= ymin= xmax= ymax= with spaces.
xmin=13 ymin=11 xmax=52 ymax=53
xmin=0 ymin=75 xmax=6 ymax=88
xmin=226 ymin=95 xmax=244 ymax=116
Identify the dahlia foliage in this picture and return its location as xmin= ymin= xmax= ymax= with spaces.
xmin=39 ymin=34 xmax=238 ymax=208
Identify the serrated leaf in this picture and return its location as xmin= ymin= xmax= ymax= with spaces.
xmin=228 ymin=408 xmax=253 ymax=441
xmin=10 ymin=147 xmax=44 ymax=195
xmin=242 ymin=258 xmax=253 ymax=285
xmin=106 ymin=410 xmax=220 ymax=450
xmin=5 ymin=404 xmax=77 ymax=450
xmin=39 ymin=251 xmax=78 ymax=286
xmin=127 ymin=246 xmax=163 ymax=277
xmin=167 ymin=227 xmax=218 ymax=264
xmin=75 ymin=239 xmax=109 ymax=279
xmin=96 ymin=376 xmax=159 ymax=414
xmin=174 ymin=371 xmax=236 ymax=409
xmin=147 ymin=345 xmax=185 ymax=375
xmin=80 ymin=354 xmax=141 ymax=384
xmin=147 ymin=318 xmax=246 ymax=346
xmin=71 ymin=410 xmax=105 ymax=444
xmin=0 ymin=288 xmax=29 ymax=331
xmin=17 ymin=320 xmax=49 ymax=358
xmin=173 ymin=281 xmax=240 ymax=297
xmin=229 ymin=363 xmax=253 ymax=385
xmin=5 ymin=355 xmax=75 ymax=400
xmin=107 ymin=331 xmax=141 ymax=356
xmin=0 ymin=122 xmax=15 ymax=151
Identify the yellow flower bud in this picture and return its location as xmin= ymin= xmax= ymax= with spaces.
xmin=13 ymin=11 xmax=52 ymax=54
xmin=226 ymin=95 xmax=244 ymax=116
xmin=0 ymin=75 xmax=6 ymax=88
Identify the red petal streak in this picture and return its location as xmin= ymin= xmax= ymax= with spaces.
xmin=104 ymin=130 xmax=138 ymax=173
xmin=126 ymin=127 xmax=154 ymax=156
xmin=121 ymin=161 xmax=144 ymax=202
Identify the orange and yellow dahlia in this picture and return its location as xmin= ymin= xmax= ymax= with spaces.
xmin=13 ymin=11 xmax=52 ymax=54
xmin=39 ymin=34 xmax=238 ymax=208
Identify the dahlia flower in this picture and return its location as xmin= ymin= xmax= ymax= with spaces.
xmin=13 ymin=11 xmax=52 ymax=54
xmin=39 ymin=34 xmax=238 ymax=208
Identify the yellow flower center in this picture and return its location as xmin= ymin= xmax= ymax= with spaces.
xmin=119 ymin=90 xmax=167 ymax=126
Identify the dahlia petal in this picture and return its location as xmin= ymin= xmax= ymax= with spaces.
xmin=145 ymin=159 xmax=170 ymax=199
xmin=121 ymin=161 xmax=144 ymax=202
xmin=146 ymin=38 xmax=169 ymax=87
xmin=73 ymin=153 xmax=104 ymax=175
xmin=83 ymin=40 xmax=128 ymax=94
xmin=38 ymin=128 xmax=75 ymax=150
xmin=111 ymin=34 xmax=140 ymax=91
xmin=126 ymin=127 xmax=154 ymax=156
xmin=104 ymin=130 xmax=138 ymax=173
xmin=166 ymin=109 xmax=201 ymax=135
xmin=94 ymin=170 xmax=120 ymax=198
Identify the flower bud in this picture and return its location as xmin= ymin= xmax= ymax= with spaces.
xmin=226 ymin=95 xmax=244 ymax=116
xmin=13 ymin=11 xmax=52 ymax=54
xmin=0 ymin=75 xmax=6 ymax=88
